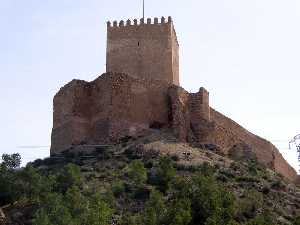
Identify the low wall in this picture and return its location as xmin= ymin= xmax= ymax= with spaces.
xmin=210 ymin=109 xmax=299 ymax=182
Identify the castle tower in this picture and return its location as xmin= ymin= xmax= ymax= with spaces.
xmin=106 ymin=16 xmax=179 ymax=85
xmin=190 ymin=87 xmax=210 ymax=122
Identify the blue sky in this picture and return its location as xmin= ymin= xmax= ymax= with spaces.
xmin=0 ymin=0 xmax=299 ymax=172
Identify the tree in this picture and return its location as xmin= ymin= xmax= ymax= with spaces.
xmin=0 ymin=153 xmax=22 ymax=205
xmin=65 ymin=185 xmax=89 ymax=225
xmin=55 ymin=163 xmax=83 ymax=193
xmin=34 ymin=192 xmax=73 ymax=225
xmin=16 ymin=165 xmax=54 ymax=202
xmin=190 ymin=174 xmax=236 ymax=225
xmin=128 ymin=160 xmax=147 ymax=187
xmin=87 ymin=193 xmax=114 ymax=225
xmin=32 ymin=208 xmax=51 ymax=225
xmin=1 ymin=153 xmax=21 ymax=170
xmin=155 ymin=156 xmax=176 ymax=193
xmin=142 ymin=190 xmax=166 ymax=225
xmin=165 ymin=198 xmax=192 ymax=225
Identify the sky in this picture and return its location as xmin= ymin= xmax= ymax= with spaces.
xmin=0 ymin=0 xmax=299 ymax=172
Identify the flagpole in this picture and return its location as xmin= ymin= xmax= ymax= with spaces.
xmin=143 ymin=0 xmax=145 ymax=19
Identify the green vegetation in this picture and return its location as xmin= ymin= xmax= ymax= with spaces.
xmin=127 ymin=160 xmax=147 ymax=187
xmin=0 ymin=151 xmax=299 ymax=225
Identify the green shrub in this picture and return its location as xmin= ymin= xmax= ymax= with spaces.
xmin=142 ymin=190 xmax=166 ymax=225
xmin=128 ymin=160 xmax=147 ymax=187
xmin=294 ymin=217 xmax=300 ymax=225
xmin=190 ymin=174 xmax=236 ymax=225
xmin=164 ymin=198 xmax=192 ymax=225
xmin=199 ymin=162 xmax=216 ymax=177
xmin=235 ymin=176 xmax=259 ymax=183
xmin=112 ymin=181 xmax=125 ymax=197
xmin=120 ymin=213 xmax=142 ymax=225
xmin=154 ymin=156 xmax=176 ymax=193
xmin=87 ymin=193 xmax=114 ymax=225
xmin=271 ymin=180 xmax=286 ymax=190
xmin=55 ymin=163 xmax=83 ymax=193
xmin=33 ymin=192 xmax=73 ymax=225
xmin=246 ymin=213 xmax=273 ymax=225
xmin=236 ymin=190 xmax=263 ymax=221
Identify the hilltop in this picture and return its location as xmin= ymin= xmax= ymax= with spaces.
xmin=1 ymin=129 xmax=300 ymax=225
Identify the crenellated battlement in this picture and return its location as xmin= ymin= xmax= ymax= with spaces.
xmin=107 ymin=16 xmax=173 ymax=28
xmin=106 ymin=16 xmax=179 ymax=86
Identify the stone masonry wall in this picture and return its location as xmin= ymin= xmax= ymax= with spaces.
xmin=210 ymin=109 xmax=298 ymax=181
xmin=51 ymin=73 xmax=170 ymax=155
xmin=51 ymin=79 xmax=94 ymax=153
xmin=168 ymin=85 xmax=299 ymax=182
xmin=106 ymin=17 xmax=179 ymax=85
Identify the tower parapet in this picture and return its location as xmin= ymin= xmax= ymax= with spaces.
xmin=106 ymin=16 xmax=173 ymax=28
xmin=106 ymin=17 xmax=179 ymax=85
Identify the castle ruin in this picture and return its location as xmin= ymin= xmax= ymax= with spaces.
xmin=50 ymin=17 xmax=300 ymax=183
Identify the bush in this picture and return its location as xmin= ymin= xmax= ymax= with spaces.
xmin=235 ymin=176 xmax=259 ymax=183
xmin=0 ymin=155 xmax=57 ymax=206
xmin=154 ymin=156 xmax=176 ymax=193
xmin=199 ymin=162 xmax=216 ymax=177
xmin=271 ymin=180 xmax=286 ymax=190
xmin=87 ymin=193 xmax=114 ymax=225
xmin=33 ymin=192 xmax=73 ymax=225
xmin=34 ymin=189 xmax=114 ymax=225
xmin=142 ymin=190 xmax=166 ymax=225
xmin=246 ymin=213 xmax=273 ymax=225
xmin=294 ymin=216 xmax=300 ymax=225
xmin=112 ymin=181 xmax=125 ymax=197
xmin=164 ymin=198 xmax=192 ymax=225
xmin=128 ymin=160 xmax=147 ymax=187
xmin=236 ymin=190 xmax=263 ymax=221
xmin=55 ymin=163 xmax=83 ymax=193
xmin=189 ymin=174 xmax=236 ymax=225
xmin=16 ymin=165 xmax=54 ymax=201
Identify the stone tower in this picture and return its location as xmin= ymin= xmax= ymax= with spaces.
xmin=106 ymin=16 xmax=179 ymax=85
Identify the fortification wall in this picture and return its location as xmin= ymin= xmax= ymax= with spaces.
xmin=88 ymin=74 xmax=113 ymax=143
xmin=51 ymin=73 xmax=170 ymax=155
xmin=210 ymin=109 xmax=298 ymax=181
xmin=108 ymin=73 xmax=170 ymax=140
xmin=171 ymin=25 xmax=179 ymax=85
xmin=189 ymin=87 xmax=210 ymax=122
xmin=106 ymin=17 xmax=179 ymax=85
xmin=51 ymin=80 xmax=93 ymax=153
xmin=51 ymin=76 xmax=112 ymax=154
xmin=168 ymin=86 xmax=191 ymax=142
xmin=168 ymin=85 xmax=299 ymax=182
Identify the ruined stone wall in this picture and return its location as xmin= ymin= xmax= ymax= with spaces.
xmin=168 ymin=86 xmax=191 ymax=142
xmin=210 ymin=109 xmax=299 ymax=181
xmin=168 ymin=86 xmax=214 ymax=143
xmin=171 ymin=25 xmax=179 ymax=85
xmin=51 ymin=73 xmax=170 ymax=155
xmin=189 ymin=87 xmax=210 ymax=122
xmin=108 ymin=74 xmax=170 ymax=141
xmin=168 ymin=85 xmax=299 ymax=182
xmin=51 ymin=80 xmax=94 ymax=153
xmin=88 ymin=74 xmax=113 ymax=143
xmin=106 ymin=17 xmax=179 ymax=85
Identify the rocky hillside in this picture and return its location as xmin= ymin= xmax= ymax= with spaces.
xmin=1 ymin=129 xmax=300 ymax=225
